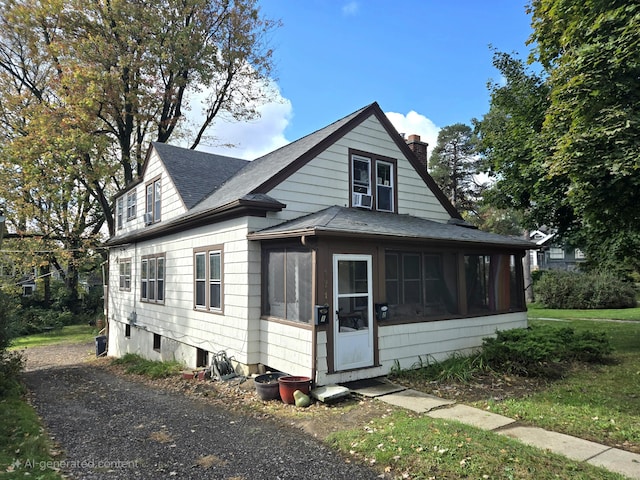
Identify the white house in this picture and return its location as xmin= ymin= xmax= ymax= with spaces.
xmin=105 ymin=102 xmax=532 ymax=385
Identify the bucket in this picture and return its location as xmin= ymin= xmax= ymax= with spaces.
xmin=95 ymin=335 xmax=107 ymax=357
xmin=254 ymin=372 xmax=288 ymax=401
xmin=278 ymin=376 xmax=312 ymax=405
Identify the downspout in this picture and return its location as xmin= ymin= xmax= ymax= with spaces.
xmin=301 ymin=235 xmax=317 ymax=387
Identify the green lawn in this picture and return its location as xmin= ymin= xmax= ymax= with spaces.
xmin=329 ymin=411 xmax=627 ymax=479
xmin=528 ymin=303 xmax=640 ymax=321
xmin=476 ymin=318 xmax=640 ymax=449
xmin=332 ymin=311 xmax=639 ymax=479
xmin=10 ymin=324 xmax=98 ymax=349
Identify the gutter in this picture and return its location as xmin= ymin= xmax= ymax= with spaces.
xmin=106 ymin=198 xmax=285 ymax=247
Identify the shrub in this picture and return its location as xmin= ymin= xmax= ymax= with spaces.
xmin=481 ymin=325 xmax=613 ymax=378
xmin=535 ymin=270 xmax=636 ymax=309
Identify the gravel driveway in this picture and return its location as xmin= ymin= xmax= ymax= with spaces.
xmin=21 ymin=344 xmax=382 ymax=479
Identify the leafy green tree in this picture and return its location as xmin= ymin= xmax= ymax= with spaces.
xmin=428 ymin=123 xmax=482 ymax=218
xmin=528 ymin=0 xmax=640 ymax=272
xmin=0 ymin=0 xmax=278 ymax=297
xmin=474 ymin=51 xmax=554 ymax=229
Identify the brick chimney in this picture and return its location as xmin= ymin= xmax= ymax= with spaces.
xmin=406 ymin=134 xmax=428 ymax=170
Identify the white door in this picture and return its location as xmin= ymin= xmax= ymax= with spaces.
xmin=333 ymin=254 xmax=374 ymax=371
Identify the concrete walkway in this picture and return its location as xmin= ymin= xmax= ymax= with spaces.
xmin=348 ymin=379 xmax=640 ymax=479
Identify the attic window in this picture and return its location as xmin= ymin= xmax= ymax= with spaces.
xmin=350 ymin=150 xmax=397 ymax=213
xmin=145 ymin=177 xmax=161 ymax=224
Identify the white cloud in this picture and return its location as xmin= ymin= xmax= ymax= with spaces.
xmin=197 ymin=98 xmax=292 ymax=160
xmin=385 ymin=110 xmax=440 ymax=159
xmin=342 ymin=1 xmax=359 ymax=16
xmin=180 ymin=80 xmax=292 ymax=160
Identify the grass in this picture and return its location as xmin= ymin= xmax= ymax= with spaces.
xmin=111 ymin=353 xmax=183 ymax=379
xmin=475 ymin=318 xmax=640 ymax=449
xmin=10 ymin=324 xmax=99 ymax=349
xmin=0 ymin=395 xmax=63 ymax=479
xmin=528 ymin=303 xmax=640 ymax=321
xmin=328 ymin=411 xmax=627 ymax=479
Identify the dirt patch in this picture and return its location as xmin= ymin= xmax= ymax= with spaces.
xmin=391 ymin=371 xmax=552 ymax=405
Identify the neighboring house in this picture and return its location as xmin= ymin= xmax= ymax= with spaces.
xmin=0 ymin=259 xmax=36 ymax=296
xmin=105 ymin=102 xmax=533 ymax=385
xmin=529 ymin=230 xmax=586 ymax=271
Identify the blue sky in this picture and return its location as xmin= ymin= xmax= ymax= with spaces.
xmin=199 ymin=1 xmax=534 ymax=159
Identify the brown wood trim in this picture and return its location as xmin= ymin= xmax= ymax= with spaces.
xmin=252 ymin=104 xmax=376 ymax=194
xmin=348 ymin=148 xmax=399 ymax=214
xmin=260 ymin=316 xmax=314 ymax=330
xmin=371 ymin=106 xmax=463 ymax=220
xmin=140 ymin=253 xmax=166 ymax=305
xmin=192 ymin=244 xmax=224 ymax=315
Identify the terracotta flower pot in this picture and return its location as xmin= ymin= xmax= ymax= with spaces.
xmin=278 ymin=376 xmax=312 ymax=405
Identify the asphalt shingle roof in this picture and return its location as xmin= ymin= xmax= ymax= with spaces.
xmin=248 ymin=206 xmax=534 ymax=249
xmin=152 ymin=142 xmax=248 ymax=209
xmin=188 ymin=104 xmax=371 ymax=214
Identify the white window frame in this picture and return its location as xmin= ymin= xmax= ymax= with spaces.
xmin=116 ymin=197 xmax=124 ymax=230
xmin=126 ymin=191 xmax=137 ymax=221
xmin=376 ymin=160 xmax=394 ymax=212
xmin=145 ymin=178 xmax=161 ymax=223
xmin=549 ymin=247 xmax=565 ymax=260
xmin=119 ymin=258 xmax=131 ymax=291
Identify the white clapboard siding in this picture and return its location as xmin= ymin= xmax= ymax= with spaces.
xmin=108 ymin=217 xmax=262 ymax=366
xmin=114 ymin=149 xmax=187 ymax=236
xmin=259 ymin=319 xmax=314 ymax=378
xmin=266 ymin=114 xmax=451 ymax=223
xmin=316 ymin=312 xmax=527 ymax=385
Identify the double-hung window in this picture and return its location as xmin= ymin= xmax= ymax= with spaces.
xmin=145 ymin=178 xmax=161 ymax=224
xmin=116 ymin=197 xmax=124 ymax=230
xmin=126 ymin=191 xmax=137 ymax=220
xmin=194 ymin=247 xmax=223 ymax=313
xmin=350 ymin=150 xmax=396 ymax=212
xmin=119 ymin=258 xmax=131 ymax=291
xmin=141 ymin=254 xmax=165 ymax=304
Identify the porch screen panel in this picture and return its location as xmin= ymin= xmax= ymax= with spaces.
xmin=465 ymin=254 xmax=514 ymax=313
xmin=265 ymin=249 xmax=312 ymax=323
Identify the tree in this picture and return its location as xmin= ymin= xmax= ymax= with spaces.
xmin=428 ymin=123 xmax=483 ymax=219
xmin=0 ymin=0 xmax=278 ymax=297
xmin=528 ymin=0 xmax=640 ymax=272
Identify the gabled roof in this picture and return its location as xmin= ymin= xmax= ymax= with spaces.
xmin=189 ymin=102 xmax=461 ymax=220
xmin=151 ymin=142 xmax=248 ymax=209
xmin=248 ymin=206 xmax=535 ymax=250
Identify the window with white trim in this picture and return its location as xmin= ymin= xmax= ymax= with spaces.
xmin=126 ymin=191 xmax=137 ymax=220
xmin=116 ymin=197 xmax=124 ymax=230
xmin=376 ymin=161 xmax=394 ymax=212
xmin=141 ymin=254 xmax=165 ymax=303
xmin=549 ymin=247 xmax=565 ymax=260
xmin=194 ymin=247 xmax=223 ymax=312
xmin=350 ymin=150 xmax=396 ymax=212
xmin=145 ymin=178 xmax=161 ymax=223
xmin=119 ymin=258 xmax=131 ymax=291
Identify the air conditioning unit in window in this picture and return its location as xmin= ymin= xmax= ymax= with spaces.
xmin=352 ymin=193 xmax=372 ymax=209
xmin=143 ymin=212 xmax=153 ymax=225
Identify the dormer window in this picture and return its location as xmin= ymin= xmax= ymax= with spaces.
xmin=350 ymin=150 xmax=396 ymax=213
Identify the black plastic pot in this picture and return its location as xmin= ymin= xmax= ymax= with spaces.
xmin=254 ymin=372 xmax=288 ymax=401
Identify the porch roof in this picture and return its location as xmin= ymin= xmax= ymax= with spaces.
xmin=248 ymin=206 xmax=535 ymax=250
